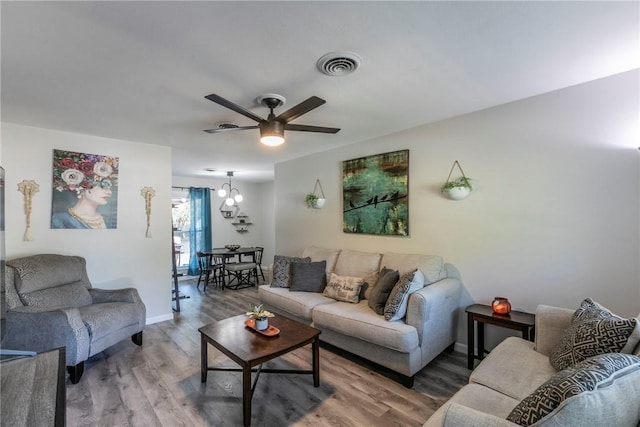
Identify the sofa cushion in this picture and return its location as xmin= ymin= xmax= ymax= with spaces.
xmin=507 ymin=353 xmax=640 ymax=426
xmin=289 ymin=261 xmax=327 ymax=293
xmin=423 ymin=383 xmax=520 ymax=427
xmin=78 ymin=302 xmax=141 ymax=342
xmin=258 ymin=285 xmax=335 ymax=321
xmin=323 ymin=273 xmax=365 ymax=303
xmin=550 ymin=298 xmax=640 ymax=371
xmin=379 ymin=252 xmax=446 ymax=284
xmin=332 ymin=249 xmax=381 ymax=279
xmin=19 ymin=281 xmax=93 ymax=309
xmin=302 ymin=247 xmax=341 ymax=274
xmin=368 ymin=267 xmax=400 ymax=315
xmin=9 ymin=254 xmax=89 ymax=294
xmin=312 ymin=300 xmax=419 ymax=353
xmin=384 ymin=269 xmax=424 ymax=321
xmin=270 ymin=255 xmax=311 ymax=288
xmin=470 ymin=337 xmax=557 ymax=401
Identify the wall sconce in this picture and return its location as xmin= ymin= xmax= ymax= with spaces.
xmin=217 ymin=171 xmax=243 ymax=206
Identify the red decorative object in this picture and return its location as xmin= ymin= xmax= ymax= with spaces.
xmin=492 ymin=297 xmax=512 ymax=315
xmin=244 ymin=319 xmax=280 ymax=336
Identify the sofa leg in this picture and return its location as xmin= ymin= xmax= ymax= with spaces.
xmin=131 ymin=331 xmax=143 ymax=346
xmin=400 ymin=374 xmax=414 ymax=389
xmin=67 ymin=362 xmax=84 ymax=384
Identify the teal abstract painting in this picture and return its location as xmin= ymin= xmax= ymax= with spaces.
xmin=343 ymin=150 xmax=409 ymax=236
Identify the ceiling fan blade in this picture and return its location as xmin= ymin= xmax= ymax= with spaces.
xmin=204 ymin=93 xmax=266 ymax=123
xmin=203 ymin=125 xmax=259 ymax=134
xmin=275 ymin=96 xmax=326 ymax=123
xmin=285 ymin=124 xmax=340 ymax=134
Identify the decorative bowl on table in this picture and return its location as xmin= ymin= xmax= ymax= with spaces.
xmin=225 ymin=244 xmax=241 ymax=251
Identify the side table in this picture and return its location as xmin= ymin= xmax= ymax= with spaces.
xmin=466 ymin=304 xmax=535 ymax=370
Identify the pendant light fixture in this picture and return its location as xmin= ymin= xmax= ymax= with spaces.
xmin=217 ymin=171 xmax=243 ymax=205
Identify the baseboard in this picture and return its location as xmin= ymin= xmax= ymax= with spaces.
xmin=454 ymin=342 xmax=468 ymax=354
xmin=146 ymin=313 xmax=173 ymax=325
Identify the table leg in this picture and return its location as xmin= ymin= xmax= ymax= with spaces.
xmin=467 ymin=314 xmax=474 ymax=370
xmin=201 ymin=335 xmax=208 ymax=383
xmin=478 ymin=322 xmax=485 ymax=360
xmin=312 ymin=337 xmax=320 ymax=387
xmin=242 ymin=365 xmax=252 ymax=427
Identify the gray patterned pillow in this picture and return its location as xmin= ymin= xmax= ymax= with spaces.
xmin=270 ymin=255 xmax=311 ymax=288
xmin=550 ymin=298 xmax=640 ymax=371
xmin=507 ymin=353 xmax=640 ymax=426
xmin=384 ymin=269 xmax=424 ymax=321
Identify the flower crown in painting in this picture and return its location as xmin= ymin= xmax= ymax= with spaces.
xmin=53 ymin=149 xmax=119 ymax=195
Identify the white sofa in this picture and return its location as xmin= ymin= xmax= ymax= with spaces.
xmin=424 ymin=304 xmax=640 ymax=427
xmin=258 ymin=247 xmax=462 ymax=387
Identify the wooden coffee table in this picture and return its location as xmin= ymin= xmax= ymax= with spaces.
xmin=199 ymin=314 xmax=321 ymax=427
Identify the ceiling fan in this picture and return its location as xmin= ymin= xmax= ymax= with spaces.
xmin=203 ymin=93 xmax=340 ymax=147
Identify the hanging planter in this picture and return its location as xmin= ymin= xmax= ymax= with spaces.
xmin=441 ymin=161 xmax=473 ymax=200
xmin=305 ymin=179 xmax=326 ymax=208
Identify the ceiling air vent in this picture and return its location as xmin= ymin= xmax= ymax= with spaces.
xmin=316 ymin=51 xmax=362 ymax=76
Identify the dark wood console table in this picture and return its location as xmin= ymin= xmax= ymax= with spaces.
xmin=466 ymin=304 xmax=535 ymax=370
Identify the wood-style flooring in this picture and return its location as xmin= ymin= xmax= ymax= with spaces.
xmin=66 ymin=278 xmax=470 ymax=427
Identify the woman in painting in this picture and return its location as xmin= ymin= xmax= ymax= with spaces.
xmin=51 ymin=150 xmax=119 ymax=229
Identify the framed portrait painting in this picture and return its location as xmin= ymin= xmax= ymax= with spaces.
xmin=343 ymin=149 xmax=409 ymax=236
xmin=51 ymin=149 xmax=119 ymax=229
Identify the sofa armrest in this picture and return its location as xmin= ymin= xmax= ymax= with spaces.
xmin=89 ymin=288 xmax=142 ymax=304
xmin=266 ymin=264 xmax=274 ymax=286
xmin=3 ymin=307 xmax=90 ymax=366
xmin=534 ymin=304 xmax=574 ymax=356
xmin=407 ymin=278 xmax=462 ymax=345
xmin=441 ymin=403 xmax=517 ymax=427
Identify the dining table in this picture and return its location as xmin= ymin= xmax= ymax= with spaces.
xmin=204 ymin=247 xmax=262 ymax=289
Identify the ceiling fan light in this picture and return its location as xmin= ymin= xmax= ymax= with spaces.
xmin=260 ymin=135 xmax=285 ymax=147
xmin=260 ymin=121 xmax=285 ymax=147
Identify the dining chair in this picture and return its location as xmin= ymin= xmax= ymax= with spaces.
xmin=253 ymin=247 xmax=265 ymax=282
xmin=210 ymin=254 xmax=225 ymax=289
xmin=196 ymin=252 xmax=212 ymax=291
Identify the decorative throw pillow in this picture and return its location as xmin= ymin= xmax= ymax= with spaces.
xmin=550 ymin=298 xmax=640 ymax=371
xmin=270 ymin=255 xmax=311 ymax=288
xmin=323 ymin=273 xmax=365 ymax=303
xmin=507 ymin=353 xmax=640 ymax=426
xmin=368 ymin=267 xmax=400 ymax=315
xmin=384 ymin=269 xmax=425 ymax=321
xmin=289 ymin=261 xmax=327 ymax=293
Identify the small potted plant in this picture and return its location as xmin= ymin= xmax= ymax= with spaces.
xmin=305 ymin=192 xmax=325 ymax=209
xmin=246 ymin=303 xmax=275 ymax=330
xmin=441 ymin=176 xmax=473 ymax=200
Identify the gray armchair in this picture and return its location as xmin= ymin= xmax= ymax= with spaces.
xmin=2 ymin=254 xmax=145 ymax=383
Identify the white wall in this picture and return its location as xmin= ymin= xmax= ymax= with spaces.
xmin=274 ymin=70 xmax=640 ymax=349
xmin=171 ymin=176 xmax=275 ymax=268
xmin=1 ymin=123 xmax=173 ymax=324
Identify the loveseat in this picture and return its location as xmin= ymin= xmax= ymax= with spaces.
xmin=424 ymin=302 xmax=640 ymax=427
xmin=2 ymin=254 xmax=146 ymax=383
xmin=258 ymin=246 xmax=462 ymax=387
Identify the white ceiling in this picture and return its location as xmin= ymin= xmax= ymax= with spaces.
xmin=2 ymin=1 xmax=638 ymax=182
